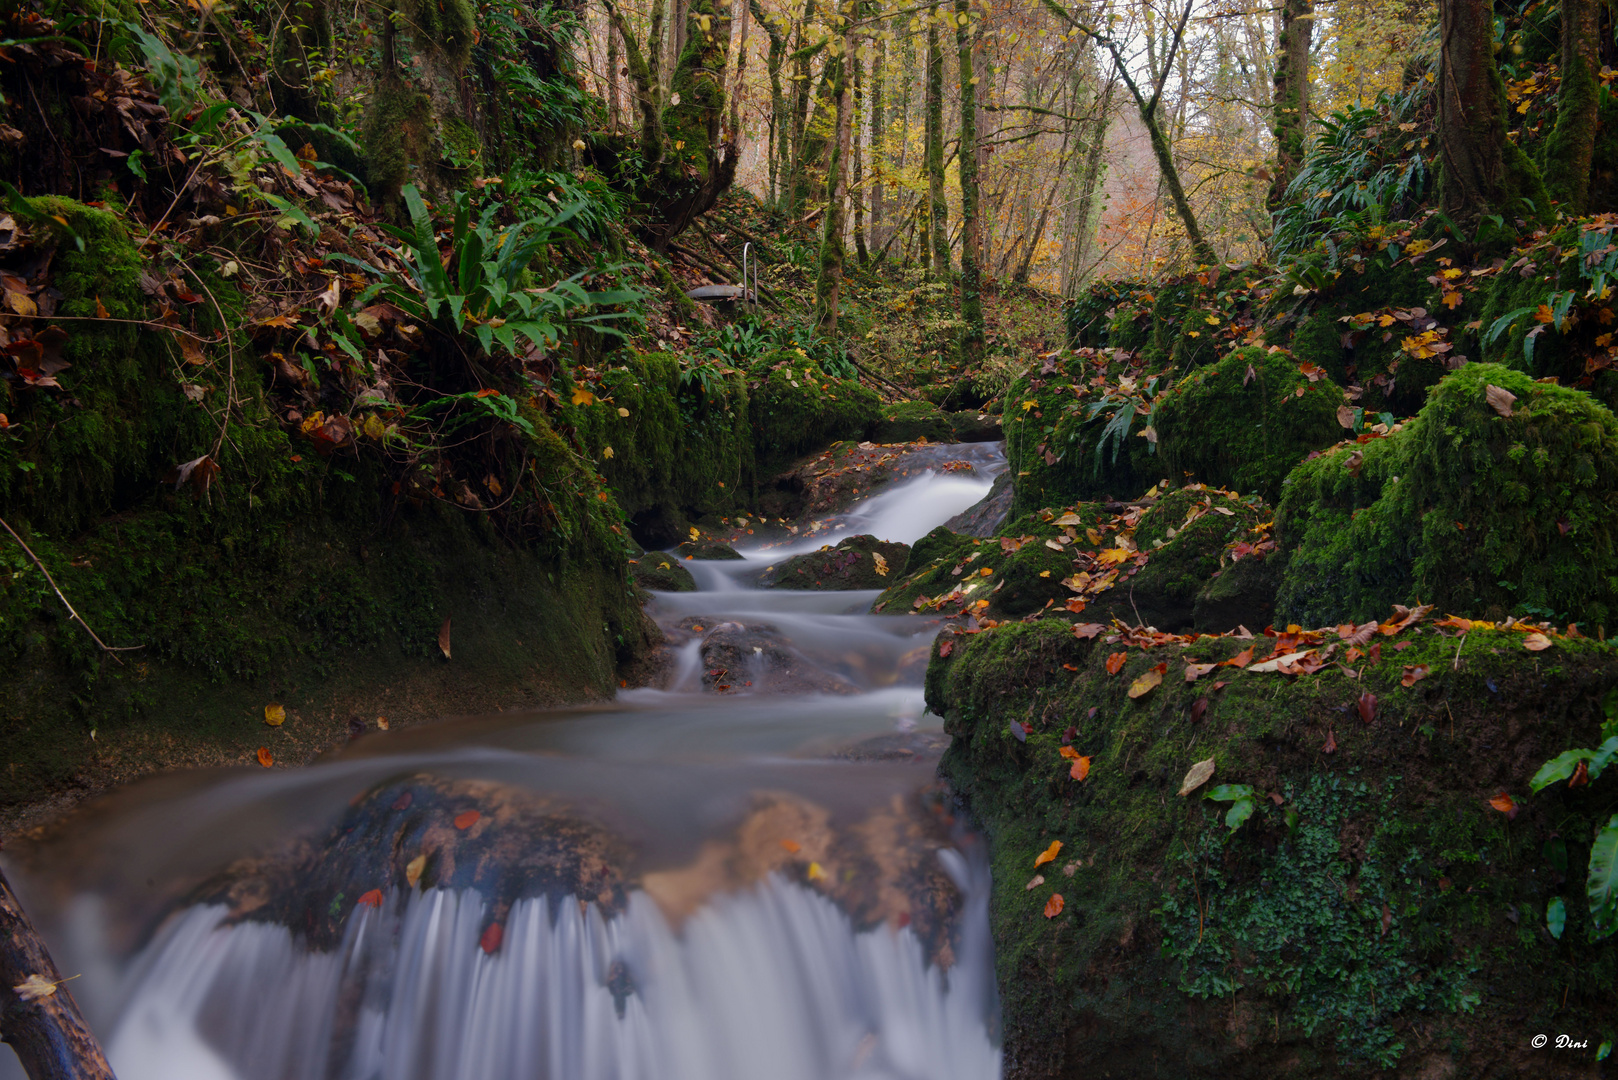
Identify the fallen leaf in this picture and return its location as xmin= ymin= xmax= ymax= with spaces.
xmin=1043 ymin=893 xmax=1065 ymax=918
xmin=1009 ymin=720 xmax=1028 ymax=742
xmin=1400 ymin=664 xmax=1430 ymax=688
xmin=1489 ymin=792 xmax=1516 ymax=815
xmin=807 ymin=861 xmax=827 ymax=881
xmin=480 ymin=922 xmax=504 ymax=954
xmin=357 ymin=889 xmax=384 ymax=908
xmin=1105 ymin=651 xmax=1127 ymax=675
xmin=1034 ymin=840 xmax=1062 ymax=868
xmin=1356 ymin=691 xmax=1377 ymax=725
xmin=1178 ymin=758 xmax=1215 ymax=796
xmin=405 ymin=855 xmax=426 ymax=887
xmin=315 ymin=276 xmax=341 ymax=316
xmin=1569 ymin=760 xmax=1591 ymax=789
xmin=1323 ymin=727 xmax=1337 ymax=754
xmin=1072 ymin=622 xmax=1104 ymax=639
xmin=256 ymin=747 xmax=273 ymax=767
xmin=13 ymin=974 xmax=57 ymax=1002
xmin=1128 ymin=663 xmax=1166 ymax=699
xmin=1070 ymin=756 xmax=1091 ymax=781
xmin=938 ymin=639 xmax=954 ymax=658
xmin=1026 ymin=874 xmax=1045 ymax=890
xmin=1184 ymin=662 xmax=1217 ymax=682
xmin=1058 ymin=745 xmax=1080 ymax=760
xmin=1336 ymin=405 xmax=1357 ymax=429
xmin=1485 ymin=384 xmax=1516 ymax=417
xmin=780 ymin=838 xmax=802 ymax=853
xmin=1522 ymin=632 xmax=1552 ymax=651
xmin=873 ymin=552 xmax=889 ymax=576
xmin=1220 ymin=647 xmax=1254 ymax=669
xmin=1381 ymin=902 xmax=1392 ymax=937
xmin=391 ymin=792 xmax=413 ymax=811
xmin=453 ymin=810 xmax=481 ymax=830
xmin=264 ymin=702 xmax=286 ymax=726
xmin=571 ymin=386 xmax=596 ymax=406
xmin=376 ymin=716 xmax=390 ymax=731
xmin=1190 ymin=696 xmax=1208 ymax=723
xmin=438 ymin=616 xmax=452 ymax=659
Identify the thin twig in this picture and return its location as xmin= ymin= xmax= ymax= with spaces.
xmin=0 ymin=515 xmax=139 ymax=662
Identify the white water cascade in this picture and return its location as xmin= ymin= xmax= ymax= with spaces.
xmin=3 ymin=444 xmax=1007 ymax=1080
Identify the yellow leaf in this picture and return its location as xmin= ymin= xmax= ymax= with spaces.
xmin=1204 ymin=314 xmax=1220 ymax=325
xmin=1096 ymin=547 xmax=1131 ymax=565
xmin=602 ymin=446 xmax=614 ymax=459
xmin=264 ymin=702 xmax=286 ymax=726
xmin=571 ymin=386 xmax=596 ymax=406
xmin=406 ymin=854 xmax=426 ymax=888
xmin=363 ymin=413 xmax=386 ymax=440
xmin=1178 ymin=758 xmax=1215 ymax=796
xmin=13 ymin=974 xmax=59 ymax=1002
xmin=873 ymin=552 xmax=889 ymax=576
xmin=807 ymin=861 xmax=827 ymax=881
xmin=617 ymin=407 xmax=630 ymax=417
xmin=1086 ymin=528 xmax=1103 ymax=545
xmin=1128 ymin=663 xmax=1166 ymax=699
xmin=1034 ymin=840 xmax=1062 ymax=868
xmin=1021 ymin=399 xmax=1039 ymax=412
xmin=689 ymin=526 xmax=701 ymax=542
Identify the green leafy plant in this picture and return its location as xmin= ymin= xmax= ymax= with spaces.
xmin=1204 ymin=783 xmax=1258 ymax=830
xmin=1530 ymin=691 xmax=1618 ymax=938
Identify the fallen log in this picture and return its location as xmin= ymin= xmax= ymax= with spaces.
xmin=0 ymin=865 xmax=115 ymax=1079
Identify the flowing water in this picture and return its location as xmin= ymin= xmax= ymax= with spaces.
xmin=3 ymin=444 xmax=1007 ymax=1080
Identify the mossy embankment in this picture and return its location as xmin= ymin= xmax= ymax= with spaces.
xmin=929 ymin=618 xmax=1618 ymax=1078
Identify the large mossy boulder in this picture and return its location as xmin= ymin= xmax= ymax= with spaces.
xmin=865 ymin=400 xmax=956 ymax=443
xmin=756 ymin=534 xmax=910 ymax=590
xmin=630 ymin=552 xmax=697 ymax=591
xmin=927 ymin=617 xmax=1618 ymax=1078
xmin=1153 ymin=345 xmax=1345 ymax=503
xmin=747 ymin=350 xmax=882 ymax=472
xmin=1276 ymin=363 xmax=1618 ymax=629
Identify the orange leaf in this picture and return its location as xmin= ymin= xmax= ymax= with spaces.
xmin=1220 ymin=647 xmax=1254 ymax=669
xmin=256 ymin=747 xmax=274 ymax=767
xmin=357 ymin=889 xmax=384 ymax=908
xmin=480 ymin=922 xmax=504 ymax=954
xmin=1400 ymin=664 xmax=1430 ymax=688
xmin=1489 ymin=792 xmax=1516 ymax=814
xmin=1058 ymin=745 xmax=1080 ymax=760
xmin=1043 ymin=893 xmax=1064 ymax=918
xmin=1128 ymin=662 xmax=1167 ymax=699
xmin=1105 ymin=651 xmax=1127 ymax=675
xmin=438 ymin=616 xmax=452 ymax=660
xmin=780 ymin=838 xmax=802 ymax=853
xmin=1034 ymin=840 xmax=1062 ymax=868
xmin=1070 ymin=756 xmax=1091 ymax=782
xmin=454 ymin=810 xmax=481 ymax=830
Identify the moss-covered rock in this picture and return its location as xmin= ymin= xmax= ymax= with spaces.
xmin=1153 ymin=346 xmax=1345 ymax=502
xmin=630 ymin=553 xmax=697 ymax=591
xmin=928 ymin=618 xmax=1618 ymax=1078
xmin=865 ymin=400 xmax=955 ymax=444
xmin=673 ymin=538 xmax=743 ymax=560
xmin=747 ymin=350 xmax=882 ymax=473
xmin=1276 ymin=363 xmax=1618 ymax=628
xmin=756 ymin=534 xmax=909 ymax=590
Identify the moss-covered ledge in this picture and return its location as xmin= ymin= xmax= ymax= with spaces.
xmin=927 ymin=618 xmax=1618 ymax=1078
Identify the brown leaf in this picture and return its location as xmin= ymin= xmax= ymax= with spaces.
xmin=168 ymin=454 xmax=220 ymax=496
xmin=174 ymin=331 xmax=207 ymax=365
xmin=1190 ymin=696 xmax=1208 ymax=723
xmin=1072 ymin=622 xmax=1104 ymax=639
xmin=1058 ymin=745 xmax=1080 ymax=760
xmin=357 ymin=889 xmax=384 ymax=908
xmin=1025 ymin=874 xmax=1046 ymax=890
xmin=1336 ymin=405 xmax=1357 ymax=430
xmin=1105 ymin=651 xmax=1127 ymax=675
xmin=1485 ymin=383 xmax=1516 ymax=417
xmin=1380 ymin=902 xmax=1392 ymax=937
xmin=1400 ymin=664 xmax=1430 ymax=687
xmin=1128 ymin=662 xmax=1167 ymax=699
xmin=1339 ymin=621 xmax=1379 ymax=646
xmin=480 ymin=922 xmax=504 ymax=954
xmin=1356 ymin=691 xmax=1377 ymax=725
xmin=938 ymin=638 xmax=954 ymax=658
xmin=1177 ymin=757 xmax=1215 ymax=796
xmin=438 ymin=616 xmax=452 ymax=659
xmin=1569 ymin=759 xmax=1590 ymax=789
xmin=1184 ymin=661 xmax=1217 ymax=683
xmin=1522 ymin=631 xmax=1553 ymax=652
xmin=1322 ymin=727 xmax=1337 ymax=754
xmin=256 ymin=746 xmax=274 ymax=767
xmin=1043 ymin=893 xmax=1065 ymax=918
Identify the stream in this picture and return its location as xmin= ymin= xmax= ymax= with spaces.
xmin=3 ymin=443 xmax=1007 ymax=1080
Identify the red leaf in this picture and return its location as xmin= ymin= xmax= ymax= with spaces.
xmin=454 ymin=810 xmax=481 ymax=830
xmin=1400 ymin=664 xmax=1430 ymax=688
xmin=1043 ymin=893 xmax=1065 ymax=918
xmin=1221 ymin=647 xmax=1254 ymax=669
xmin=1105 ymin=651 xmax=1127 ymax=675
xmin=938 ymin=638 xmax=954 ymax=658
xmin=391 ymin=792 xmax=414 ymax=811
xmin=256 ymin=747 xmax=273 ymax=768
xmin=1569 ymin=760 xmax=1590 ymax=789
xmin=480 ymin=922 xmax=504 ymax=954
xmin=357 ymin=889 xmax=384 ymax=908
xmin=1489 ymin=792 xmax=1516 ymax=816
xmin=1190 ymin=696 xmax=1208 ymax=723
xmin=1061 ymin=725 xmax=1077 ymax=744
xmin=1356 ymin=692 xmax=1378 ymax=725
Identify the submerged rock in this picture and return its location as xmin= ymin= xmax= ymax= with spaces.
xmin=756 ymin=534 xmax=911 ymax=590
xmin=630 ymin=553 xmax=698 ymax=591
xmin=696 ymin=621 xmax=859 ymax=694
xmin=943 ymin=470 xmax=1014 ymax=538
xmin=928 ymin=617 xmax=1618 ymax=1078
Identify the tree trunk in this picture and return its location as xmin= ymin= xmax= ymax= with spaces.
xmin=854 ymin=47 xmax=869 ymax=264
xmin=1436 ymin=0 xmax=1549 ymax=223
xmin=1266 ymin=0 xmax=1312 ymax=210
xmin=607 ymin=16 xmax=622 ymax=130
xmin=1 ymin=867 xmax=116 ymax=1080
xmin=869 ymin=34 xmax=886 ymax=257
xmin=816 ymin=15 xmax=854 ymax=333
xmin=1063 ymin=77 xmax=1113 ymax=296
xmin=955 ymin=0 xmax=984 ymax=365
xmin=1545 ymin=0 xmax=1599 ymax=211
xmin=926 ymin=6 xmax=949 ymax=277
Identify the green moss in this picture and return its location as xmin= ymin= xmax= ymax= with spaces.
xmin=360 ymin=79 xmax=434 ymax=214
xmin=629 ymin=552 xmax=697 ymax=591
xmin=394 ymin=0 xmax=476 ymax=65
xmin=1276 ymin=363 xmax=1618 ymax=628
xmin=747 ymin=349 xmax=881 ymax=473
xmin=866 ymin=400 xmax=954 ymax=443
xmin=928 ymin=618 xmax=1618 ymax=1075
xmin=1154 ymin=346 xmax=1343 ymax=502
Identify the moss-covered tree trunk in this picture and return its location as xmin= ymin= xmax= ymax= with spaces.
xmin=870 ymin=33 xmax=886 ymax=256
xmin=955 ymin=0 xmax=985 ymax=365
xmin=816 ymin=16 xmax=853 ymax=333
xmin=786 ymin=0 xmax=819 ymax=217
xmin=1266 ymin=0 xmax=1312 ymax=211
xmin=1545 ymin=0 xmax=1599 ymax=212
xmin=925 ymin=7 xmax=950 ymax=277
xmin=853 ymin=48 xmax=869 ymax=264
xmin=1436 ymin=0 xmax=1549 ymax=224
